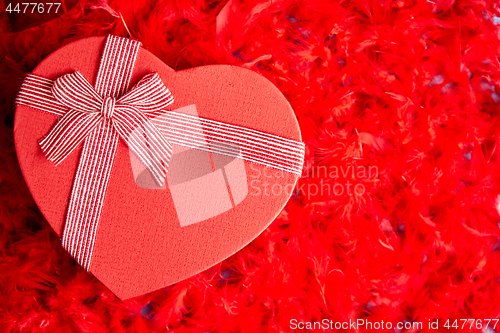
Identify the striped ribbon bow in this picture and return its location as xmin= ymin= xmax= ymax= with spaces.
xmin=40 ymin=71 xmax=174 ymax=186
xmin=16 ymin=35 xmax=305 ymax=271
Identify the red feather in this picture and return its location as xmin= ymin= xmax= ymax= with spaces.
xmin=1 ymin=0 xmax=500 ymax=330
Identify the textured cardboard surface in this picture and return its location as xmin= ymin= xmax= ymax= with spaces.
xmin=14 ymin=36 xmax=302 ymax=299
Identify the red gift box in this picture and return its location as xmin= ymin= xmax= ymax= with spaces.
xmin=14 ymin=35 xmax=304 ymax=299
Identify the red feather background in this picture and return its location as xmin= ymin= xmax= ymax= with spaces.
xmin=1 ymin=0 xmax=500 ymax=331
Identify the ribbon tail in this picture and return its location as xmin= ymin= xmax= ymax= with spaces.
xmin=60 ymin=35 xmax=142 ymax=272
xmin=51 ymin=71 xmax=103 ymax=111
xmin=39 ymin=110 xmax=102 ymax=165
xmin=113 ymin=107 xmax=173 ymax=186
xmin=16 ymin=74 xmax=69 ymax=117
xmin=62 ymin=119 xmax=119 ymax=270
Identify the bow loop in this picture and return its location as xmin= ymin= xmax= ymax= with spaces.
xmin=39 ymin=110 xmax=103 ymax=164
xmin=118 ymin=73 xmax=174 ymax=113
xmin=51 ymin=72 xmax=102 ymax=112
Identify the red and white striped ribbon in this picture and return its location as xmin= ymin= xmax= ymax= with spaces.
xmin=16 ymin=35 xmax=305 ymax=271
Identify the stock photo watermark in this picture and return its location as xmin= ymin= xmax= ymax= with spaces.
xmin=248 ymin=162 xmax=379 ymax=199
xmin=128 ymin=109 xmax=379 ymax=227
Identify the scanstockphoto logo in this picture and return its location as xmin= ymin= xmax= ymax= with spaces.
xmin=128 ymin=105 xmax=249 ymax=227
xmin=248 ymin=162 xmax=379 ymax=199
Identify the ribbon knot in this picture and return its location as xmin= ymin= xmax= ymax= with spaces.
xmin=38 ymin=71 xmax=174 ymax=186
xmin=101 ymin=96 xmax=116 ymax=119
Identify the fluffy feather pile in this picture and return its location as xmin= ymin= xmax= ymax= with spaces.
xmin=1 ymin=0 xmax=500 ymax=331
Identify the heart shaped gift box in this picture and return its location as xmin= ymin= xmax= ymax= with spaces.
xmin=14 ymin=35 xmax=304 ymax=300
